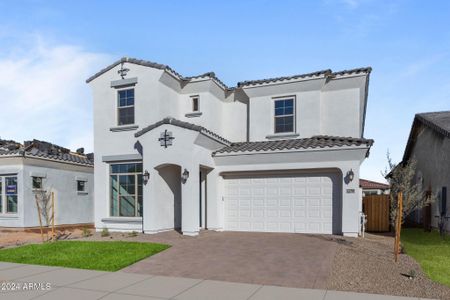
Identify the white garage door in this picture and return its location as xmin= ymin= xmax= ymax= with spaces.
xmin=224 ymin=172 xmax=340 ymax=234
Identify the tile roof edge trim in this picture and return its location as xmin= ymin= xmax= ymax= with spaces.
xmin=212 ymin=143 xmax=372 ymax=157
xmin=135 ymin=117 xmax=231 ymax=146
xmin=0 ymin=153 xmax=94 ymax=167
xmin=86 ymin=57 xmax=371 ymax=91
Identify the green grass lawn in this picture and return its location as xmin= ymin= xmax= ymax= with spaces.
xmin=401 ymin=228 xmax=450 ymax=287
xmin=0 ymin=241 xmax=170 ymax=271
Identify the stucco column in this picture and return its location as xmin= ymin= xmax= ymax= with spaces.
xmin=143 ymin=168 xmax=159 ymax=234
xmin=181 ymin=164 xmax=200 ymax=236
xmin=206 ymin=168 xmax=224 ymax=231
xmin=340 ymin=162 xmax=362 ymax=237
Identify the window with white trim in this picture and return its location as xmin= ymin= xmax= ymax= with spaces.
xmin=0 ymin=175 xmax=18 ymax=214
xmin=274 ymin=97 xmax=295 ymax=133
xmin=117 ymin=88 xmax=135 ymax=125
xmin=32 ymin=176 xmax=43 ymax=190
xmin=110 ymin=163 xmax=143 ymax=217
xmin=77 ymin=180 xmax=87 ymax=192
xmin=191 ymin=96 xmax=199 ymax=112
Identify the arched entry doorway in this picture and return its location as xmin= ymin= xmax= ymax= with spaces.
xmin=156 ymin=164 xmax=182 ymax=230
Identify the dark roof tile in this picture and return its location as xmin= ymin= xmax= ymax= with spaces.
xmin=135 ymin=117 xmax=231 ymax=145
xmin=416 ymin=111 xmax=450 ymax=138
xmin=0 ymin=139 xmax=93 ymax=166
xmin=213 ymin=135 xmax=373 ymax=155
xmin=86 ymin=57 xmax=371 ymax=90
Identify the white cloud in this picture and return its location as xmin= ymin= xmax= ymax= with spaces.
xmin=0 ymin=34 xmax=112 ymax=153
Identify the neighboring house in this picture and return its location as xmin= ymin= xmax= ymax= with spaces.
xmin=360 ymin=178 xmax=390 ymax=196
xmin=401 ymin=111 xmax=450 ymax=231
xmin=0 ymin=139 xmax=94 ymax=230
xmin=87 ymin=57 xmax=373 ymax=237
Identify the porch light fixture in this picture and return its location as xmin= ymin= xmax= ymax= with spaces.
xmin=143 ymin=170 xmax=150 ymax=184
xmin=347 ymin=169 xmax=354 ymax=182
xmin=181 ymin=168 xmax=190 ymax=183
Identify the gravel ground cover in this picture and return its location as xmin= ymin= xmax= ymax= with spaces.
xmin=327 ymin=233 xmax=450 ymax=299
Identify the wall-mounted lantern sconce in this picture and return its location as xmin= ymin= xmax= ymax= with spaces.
xmin=181 ymin=168 xmax=190 ymax=184
xmin=143 ymin=170 xmax=150 ymax=184
xmin=346 ymin=169 xmax=354 ymax=183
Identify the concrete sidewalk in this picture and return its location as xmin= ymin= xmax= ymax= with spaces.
xmin=0 ymin=262 xmax=431 ymax=300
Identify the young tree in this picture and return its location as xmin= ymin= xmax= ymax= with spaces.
xmin=35 ymin=189 xmax=54 ymax=241
xmin=382 ymin=151 xmax=434 ymax=226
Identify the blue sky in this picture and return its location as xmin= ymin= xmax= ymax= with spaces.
xmin=0 ymin=0 xmax=449 ymax=182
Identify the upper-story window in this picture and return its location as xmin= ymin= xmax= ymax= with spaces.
xmin=191 ymin=96 xmax=199 ymax=112
xmin=118 ymin=88 xmax=135 ymax=125
xmin=77 ymin=180 xmax=87 ymax=192
xmin=274 ymin=97 xmax=295 ymax=133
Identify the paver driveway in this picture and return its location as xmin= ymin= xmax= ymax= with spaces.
xmin=122 ymin=231 xmax=338 ymax=289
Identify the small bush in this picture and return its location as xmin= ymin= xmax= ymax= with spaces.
xmin=128 ymin=231 xmax=138 ymax=237
xmin=101 ymin=228 xmax=110 ymax=237
xmin=82 ymin=227 xmax=92 ymax=238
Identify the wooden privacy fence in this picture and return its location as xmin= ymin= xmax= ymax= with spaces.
xmin=363 ymin=195 xmax=390 ymax=232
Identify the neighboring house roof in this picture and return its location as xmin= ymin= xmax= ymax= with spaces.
xmin=402 ymin=110 xmax=450 ymax=162
xmin=213 ymin=136 xmax=374 ymax=156
xmin=415 ymin=111 xmax=450 ymax=138
xmin=135 ymin=117 xmax=232 ymax=145
xmin=359 ymin=178 xmax=389 ymax=190
xmin=0 ymin=139 xmax=94 ymax=166
xmin=86 ymin=57 xmax=371 ymax=91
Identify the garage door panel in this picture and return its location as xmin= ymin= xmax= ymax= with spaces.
xmin=266 ymin=209 xmax=278 ymax=217
xmin=293 ymin=187 xmax=307 ymax=196
xmin=279 ymin=198 xmax=291 ymax=207
xmin=224 ymin=172 xmax=340 ymax=234
xmin=253 ymin=209 xmax=264 ymax=218
xmin=266 ymin=187 xmax=278 ymax=196
xmin=293 ymin=198 xmax=306 ymax=206
xmin=293 ymin=209 xmax=306 ymax=218
xmin=252 ymin=222 xmax=264 ymax=231
xmin=266 ymin=198 xmax=278 ymax=207
xmin=252 ymin=199 xmax=264 ymax=207
xmin=252 ymin=187 xmax=265 ymax=196
xmin=279 ymin=209 xmax=292 ymax=217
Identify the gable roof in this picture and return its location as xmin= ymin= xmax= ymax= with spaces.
xmin=0 ymin=139 xmax=94 ymax=166
xmin=86 ymin=57 xmax=371 ymax=91
xmin=402 ymin=110 xmax=450 ymax=162
xmin=86 ymin=57 xmax=231 ymax=90
xmin=213 ymin=135 xmax=373 ymax=156
xmin=359 ymin=178 xmax=389 ymax=190
xmin=135 ymin=117 xmax=231 ymax=145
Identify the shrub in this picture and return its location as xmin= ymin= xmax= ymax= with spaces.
xmin=128 ymin=231 xmax=138 ymax=237
xmin=82 ymin=227 xmax=92 ymax=238
xmin=101 ymin=227 xmax=110 ymax=237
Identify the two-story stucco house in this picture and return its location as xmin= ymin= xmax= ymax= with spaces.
xmin=87 ymin=57 xmax=373 ymax=237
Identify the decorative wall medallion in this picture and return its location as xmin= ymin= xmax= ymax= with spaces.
xmin=159 ymin=130 xmax=175 ymax=148
xmin=118 ymin=62 xmax=130 ymax=79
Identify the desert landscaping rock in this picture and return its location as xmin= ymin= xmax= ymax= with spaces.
xmin=327 ymin=233 xmax=450 ymax=299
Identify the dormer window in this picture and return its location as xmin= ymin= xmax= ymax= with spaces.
xmin=118 ymin=88 xmax=135 ymax=125
xmin=191 ymin=96 xmax=199 ymax=112
xmin=274 ymin=97 xmax=295 ymax=133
